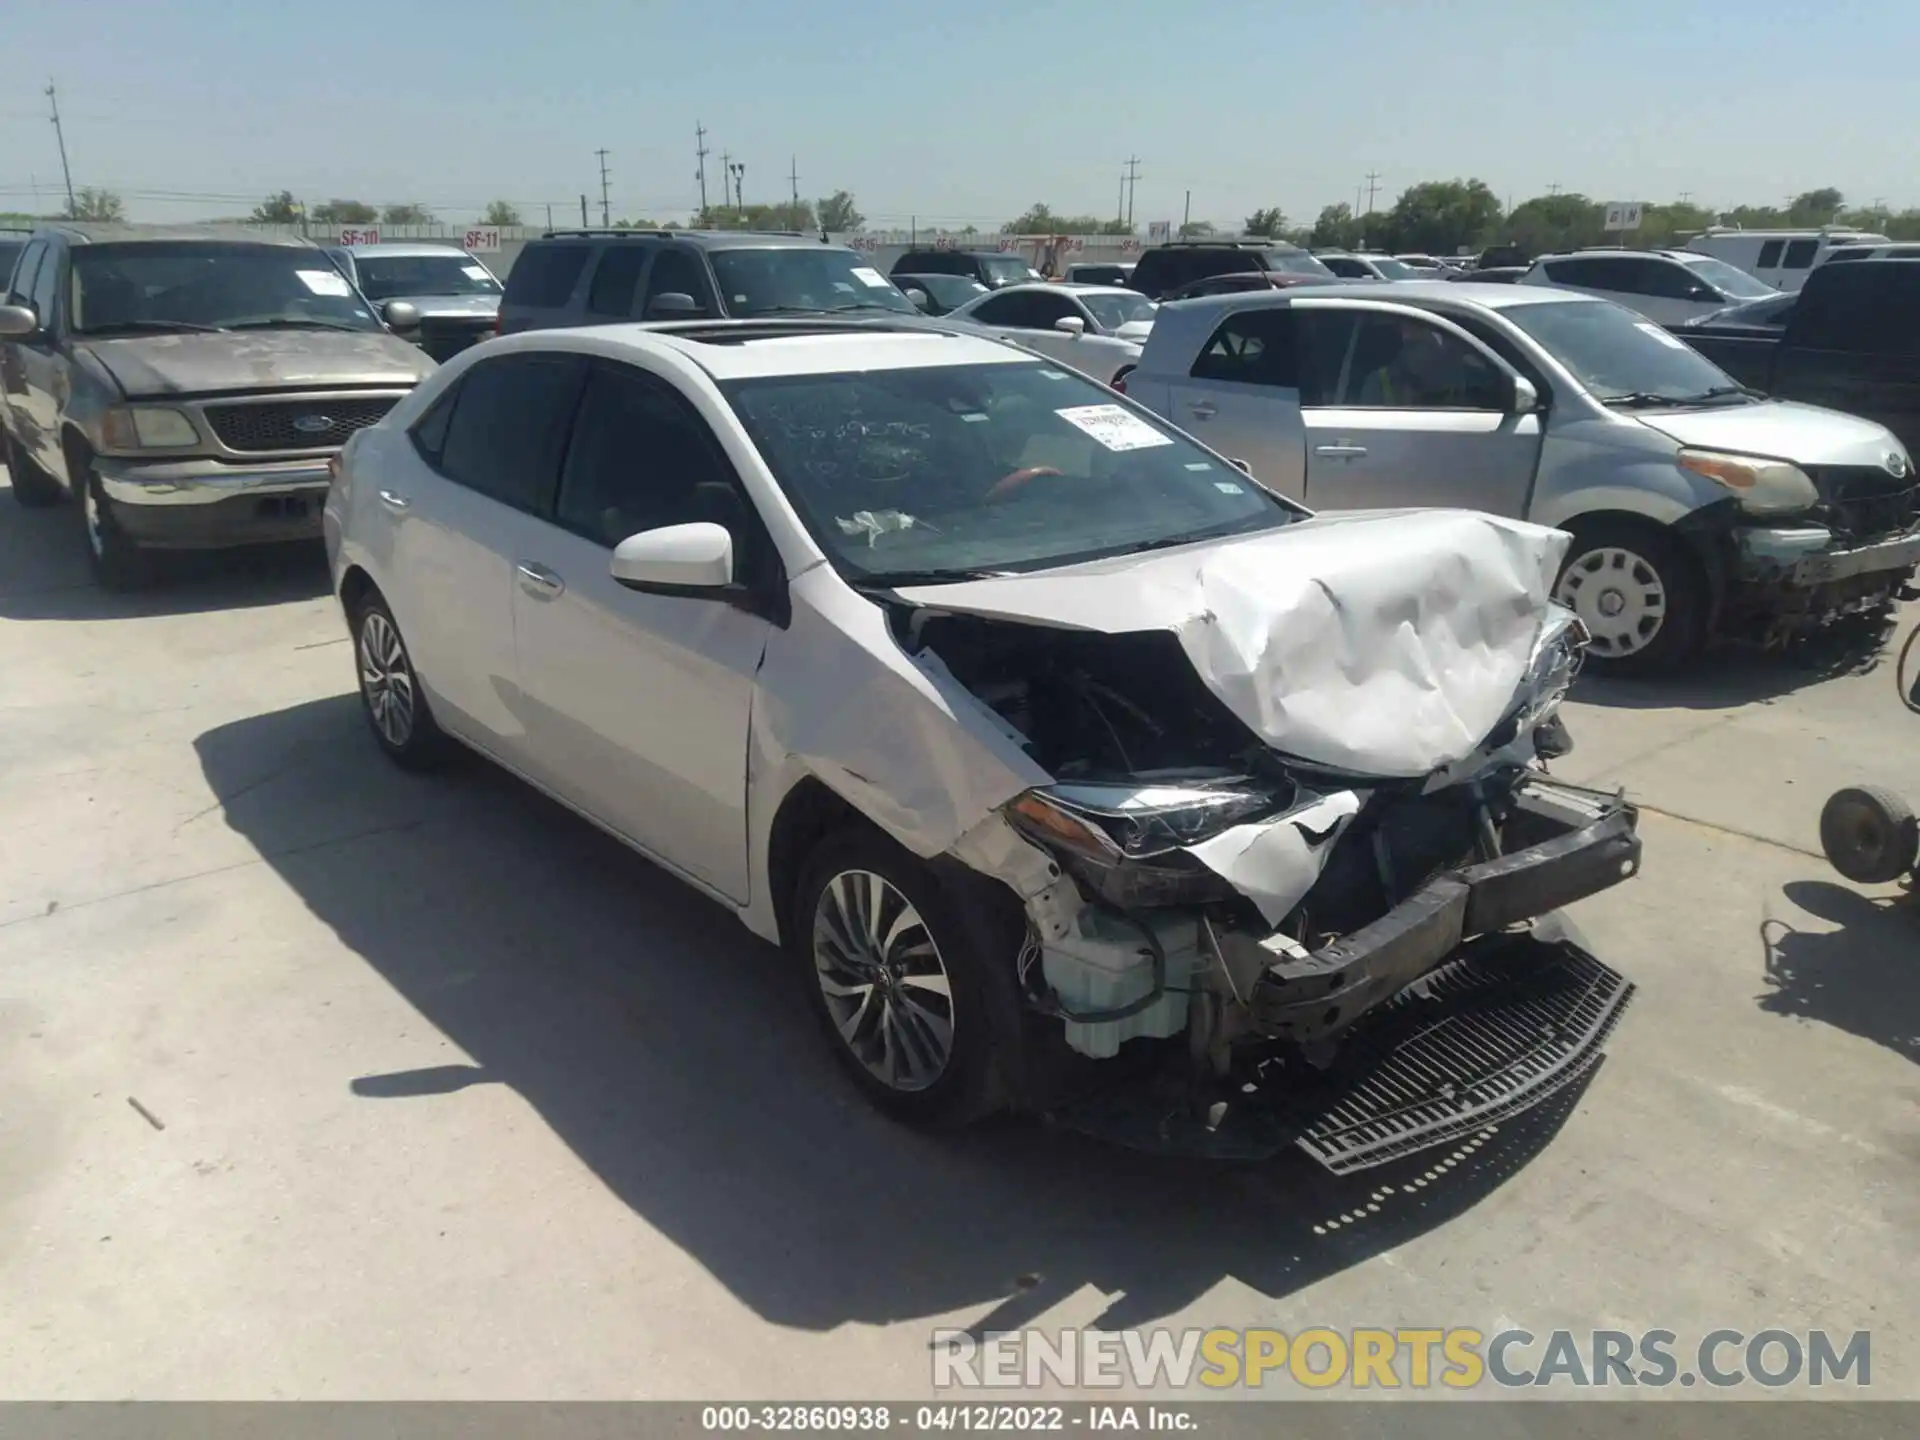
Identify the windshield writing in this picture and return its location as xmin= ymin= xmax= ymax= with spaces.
xmin=1080 ymin=291 xmax=1156 ymax=330
xmin=721 ymin=362 xmax=1295 ymax=581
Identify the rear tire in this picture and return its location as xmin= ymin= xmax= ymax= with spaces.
xmin=3 ymin=427 xmax=66 ymax=508
xmin=349 ymin=590 xmax=448 ymax=769
xmin=1553 ymin=519 xmax=1707 ymax=675
xmin=1819 ymin=785 xmax=1919 ymax=884
xmin=790 ymin=827 xmax=1021 ymax=1127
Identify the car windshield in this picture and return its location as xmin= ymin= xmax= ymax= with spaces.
xmin=720 ymin=360 xmax=1297 ymax=582
xmin=67 ymin=242 xmax=383 ymax=334
xmin=1703 ymin=292 xmax=1796 ymax=326
xmin=1366 ymin=257 xmax=1420 ymax=280
xmin=1504 ymin=298 xmax=1743 ymax=403
xmin=982 ymin=255 xmax=1041 ymax=285
xmin=1079 ymin=291 xmax=1156 ymax=330
xmin=352 ymin=254 xmax=500 ymax=299
xmin=709 ymin=247 xmax=918 ymax=317
xmin=905 ymin=274 xmax=988 ymax=306
xmin=1267 ymin=249 xmax=1334 ymax=277
xmin=1679 ymin=255 xmax=1774 ymax=299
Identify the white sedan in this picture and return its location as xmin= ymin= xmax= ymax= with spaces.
xmin=943 ymin=282 xmax=1156 ymax=385
xmin=324 ymin=316 xmax=1636 ymax=1157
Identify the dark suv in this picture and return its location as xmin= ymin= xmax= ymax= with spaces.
xmin=499 ymin=229 xmax=920 ymax=333
xmin=1127 ymin=239 xmax=1334 ymax=300
xmin=887 ymin=249 xmax=1040 ymax=289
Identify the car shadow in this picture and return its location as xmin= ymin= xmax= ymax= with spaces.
xmin=0 ymin=473 xmax=330 ymax=619
xmin=1574 ymin=618 xmax=1895 ymax=712
xmin=1759 ymin=879 xmax=1920 ymax=1066
xmin=193 ymin=694 xmax=1596 ymax=1333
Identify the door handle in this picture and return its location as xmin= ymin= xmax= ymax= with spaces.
xmin=515 ymin=561 xmax=565 ymax=600
xmin=376 ymin=488 xmax=411 ymax=511
xmin=1187 ymin=401 xmax=1217 ymax=420
xmin=1313 ymin=443 xmax=1369 ymax=458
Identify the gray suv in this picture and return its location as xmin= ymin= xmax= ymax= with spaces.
xmin=498 ymin=228 xmax=920 ymax=333
xmin=0 ymin=224 xmax=434 ymax=589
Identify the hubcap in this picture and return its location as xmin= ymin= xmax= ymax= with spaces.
xmin=811 ymin=869 xmax=955 ymax=1093
xmin=1555 ymin=546 xmax=1667 ymax=658
xmin=357 ymin=611 xmax=416 ymax=747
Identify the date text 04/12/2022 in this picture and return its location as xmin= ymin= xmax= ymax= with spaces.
xmin=700 ymin=1407 xmax=1196 ymax=1432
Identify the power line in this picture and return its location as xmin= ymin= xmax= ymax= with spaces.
xmin=46 ymin=81 xmax=75 ymax=217
xmin=594 ymin=148 xmax=611 ymax=227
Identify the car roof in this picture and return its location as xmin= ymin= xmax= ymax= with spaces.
xmin=341 ymin=242 xmax=481 ymax=258
xmin=978 ymin=281 xmax=1145 ymax=296
xmin=533 ymin=229 xmax=822 ymax=250
xmin=37 ymin=223 xmax=319 ymax=247
xmin=481 ymin=320 xmax=1034 ymax=381
xmin=1162 ymin=279 xmax=1598 ymax=317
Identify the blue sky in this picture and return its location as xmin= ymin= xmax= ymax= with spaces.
xmin=2 ymin=0 xmax=1912 ymax=228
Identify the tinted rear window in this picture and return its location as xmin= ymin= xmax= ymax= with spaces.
xmin=504 ymin=244 xmax=591 ymax=307
xmin=0 ymin=241 xmax=25 ymax=287
xmin=1796 ymin=265 xmax=1920 ymax=355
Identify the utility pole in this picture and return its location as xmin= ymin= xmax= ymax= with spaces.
xmin=1183 ymin=190 xmax=1191 ymax=230
xmin=730 ymin=160 xmax=745 ymax=214
xmin=719 ymin=151 xmax=731 ymax=224
xmin=595 ymin=148 xmax=611 ymax=226
xmin=545 ymin=202 xmax=554 ymax=230
xmin=695 ymin=122 xmax=710 ymax=217
xmin=1679 ymin=191 xmax=1692 ymax=205
xmin=1547 ymin=182 xmax=1561 ymax=197
xmin=580 ymin=194 xmax=589 ymax=227
xmin=46 ymin=81 xmax=76 ymax=218
xmin=1363 ymin=170 xmax=1382 ymax=215
xmin=1123 ymin=155 xmax=1141 ymax=229
xmin=1117 ymin=171 xmax=1126 ymax=227
xmin=789 ymin=155 xmax=800 ymax=209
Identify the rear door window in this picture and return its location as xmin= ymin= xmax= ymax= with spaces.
xmin=434 ymin=352 xmax=588 ymax=511
xmin=585 ymin=244 xmax=652 ymax=318
xmin=1756 ymin=241 xmax=1784 ymax=270
xmin=504 ymin=244 xmax=591 ymax=308
xmin=1782 ymin=239 xmax=1818 ymax=270
xmin=7 ymin=241 xmax=45 ymax=308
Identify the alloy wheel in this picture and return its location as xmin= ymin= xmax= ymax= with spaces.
xmin=1555 ymin=545 xmax=1667 ymax=659
xmin=357 ymin=610 xmax=417 ymax=748
xmin=810 ymin=869 xmax=955 ymax=1093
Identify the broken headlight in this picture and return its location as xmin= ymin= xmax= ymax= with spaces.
xmin=1513 ymin=606 xmax=1587 ymax=736
xmin=1006 ymin=781 xmax=1277 ymax=909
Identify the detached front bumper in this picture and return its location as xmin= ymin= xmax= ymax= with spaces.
xmin=1246 ymin=779 xmax=1640 ymax=1041
xmin=94 ymin=454 xmax=332 ymax=550
xmin=1736 ymin=524 xmax=1920 ymax=587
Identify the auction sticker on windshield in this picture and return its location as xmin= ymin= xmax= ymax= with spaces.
xmin=1635 ymin=320 xmax=1691 ymax=351
xmin=1056 ymin=404 xmax=1174 ymax=451
xmin=852 ymin=266 xmax=892 ymax=288
xmin=297 ymin=270 xmax=352 ymax=296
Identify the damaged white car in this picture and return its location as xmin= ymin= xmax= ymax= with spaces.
xmin=326 ymin=318 xmax=1642 ymax=1171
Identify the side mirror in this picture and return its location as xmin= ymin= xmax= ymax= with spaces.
xmin=382 ymin=300 xmax=420 ymax=330
xmin=1687 ymin=285 xmax=1718 ymax=302
xmin=610 ymin=521 xmax=734 ymax=593
xmin=645 ymin=292 xmax=701 ymax=320
xmin=901 ymin=287 xmax=932 ymax=312
xmin=0 ymin=303 xmax=41 ymax=339
xmin=1054 ymin=315 xmax=1087 ymax=336
xmin=1509 ymin=376 xmax=1542 ymax=413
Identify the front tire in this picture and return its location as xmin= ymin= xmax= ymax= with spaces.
xmin=350 ymin=591 xmax=447 ymax=768
xmin=4 ymin=427 xmax=67 ymax=508
xmin=1553 ymin=519 xmax=1706 ymax=675
xmin=75 ymin=449 xmax=155 ymax=591
xmin=791 ymin=827 xmax=1019 ymax=1127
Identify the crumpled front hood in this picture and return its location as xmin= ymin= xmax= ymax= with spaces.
xmin=893 ymin=509 xmax=1570 ymax=778
xmin=83 ymin=330 xmax=434 ymax=399
xmin=1635 ymin=399 xmax=1904 ymax=467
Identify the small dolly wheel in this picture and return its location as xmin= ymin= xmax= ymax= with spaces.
xmin=1819 ymin=786 xmax=1920 ymax=885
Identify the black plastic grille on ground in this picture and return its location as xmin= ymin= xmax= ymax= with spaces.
xmin=1291 ymin=942 xmax=1634 ymax=1174
xmin=205 ymin=396 xmax=399 ymax=453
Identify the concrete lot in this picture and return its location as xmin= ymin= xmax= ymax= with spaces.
xmin=1 ymin=466 xmax=1916 ymax=1401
